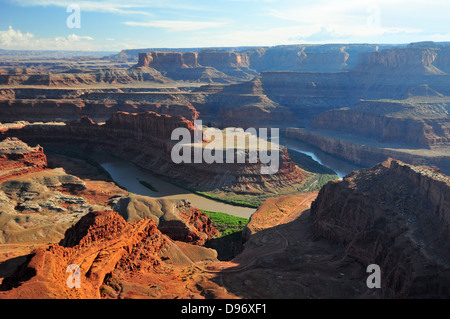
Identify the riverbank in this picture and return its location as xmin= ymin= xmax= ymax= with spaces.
xmin=98 ymin=158 xmax=257 ymax=219
xmin=281 ymin=135 xmax=364 ymax=178
xmin=283 ymin=127 xmax=450 ymax=175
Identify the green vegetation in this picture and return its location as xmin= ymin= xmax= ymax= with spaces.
xmin=159 ymin=177 xmax=260 ymax=208
xmin=287 ymin=149 xmax=339 ymax=192
xmin=138 ymin=179 xmax=159 ymax=192
xmin=202 ymin=210 xmax=249 ymax=260
xmin=299 ymin=172 xmax=338 ymax=192
xmin=196 ymin=191 xmax=259 ymax=208
xmin=202 ymin=210 xmax=249 ymax=237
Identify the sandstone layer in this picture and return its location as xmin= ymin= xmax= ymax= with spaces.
xmin=0 ymin=87 xmax=200 ymax=123
xmin=0 ymin=138 xmax=218 ymax=246
xmin=0 ymin=137 xmax=47 ymax=182
xmin=118 ymin=44 xmax=388 ymax=73
xmin=215 ymin=159 xmax=450 ymax=298
xmin=0 ymin=68 xmax=168 ymax=87
xmin=134 ymin=51 xmax=252 ymax=83
xmin=284 ymin=127 xmax=450 ymax=174
xmin=312 ymin=99 xmax=450 ymax=148
xmin=1 ymin=112 xmax=307 ymax=199
xmin=109 ymin=195 xmax=218 ymax=245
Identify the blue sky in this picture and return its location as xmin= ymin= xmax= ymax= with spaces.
xmin=1 ymin=0 xmax=450 ymax=52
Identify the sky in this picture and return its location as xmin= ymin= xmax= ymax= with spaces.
xmin=1 ymin=0 xmax=450 ymax=52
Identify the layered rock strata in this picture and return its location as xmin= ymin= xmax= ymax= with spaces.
xmin=1 ymin=112 xmax=307 ymax=196
xmin=0 ymin=137 xmax=47 ymax=182
xmin=0 ymin=138 xmax=218 ymax=246
xmin=221 ymin=160 xmax=450 ymax=298
xmin=312 ymin=100 xmax=450 ymax=148
xmin=284 ymin=127 xmax=450 ymax=174
xmin=310 ymin=159 xmax=450 ymax=297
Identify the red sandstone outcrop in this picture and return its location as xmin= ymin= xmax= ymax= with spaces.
xmin=108 ymin=195 xmax=218 ymax=245
xmin=0 ymin=137 xmax=47 ymax=182
xmin=0 ymin=210 xmax=222 ymax=299
xmin=177 ymin=203 xmax=219 ymax=242
xmin=104 ymin=110 xmax=199 ymax=142
xmin=135 ymin=51 xmax=255 ymax=82
xmin=136 ymin=51 xmax=200 ymax=69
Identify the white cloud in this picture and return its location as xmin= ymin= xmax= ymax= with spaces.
xmin=0 ymin=26 xmax=34 ymax=47
xmin=260 ymin=0 xmax=432 ymax=43
xmin=0 ymin=26 xmax=97 ymax=50
xmin=185 ymin=25 xmax=321 ymax=47
xmin=67 ymin=34 xmax=94 ymax=41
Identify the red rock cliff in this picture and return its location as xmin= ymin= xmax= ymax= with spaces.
xmin=1 ymin=111 xmax=305 ymax=197
xmin=0 ymin=137 xmax=47 ymax=182
xmin=310 ymin=159 xmax=450 ymax=297
xmin=136 ymin=52 xmax=200 ymax=69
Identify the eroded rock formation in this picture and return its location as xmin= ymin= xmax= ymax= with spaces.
xmin=135 ymin=50 xmax=256 ymax=82
xmin=310 ymin=159 xmax=450 ymax=297
xmin=0 ymin=210 xmax=222 ymax=299
xmin=312 ymin=99 xmax=450 ymax=148
xmin=0 ymin=137 xmax=47 ymax=182
xmin=109 ymin=195 xmax=218 ymax=245
xmin=0 ymin=138 xmax=218 ymax=246
xmin=0 ymin=138 xmax=115 ymax=244
xmin=1 ymin=111 xmax=307 ymax=198
xmin=219 ymin=159 xmax=450 ymax=298
xmin=0 ymin=87 xmax=200 ymax=123
xmin=0 ymin=68 xmax=168 ymax=86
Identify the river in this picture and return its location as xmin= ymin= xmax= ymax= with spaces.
xmin=280 ymin=136 xmax=364 ymax=178
xmin=98 ymin=158 xmax=256 ymax=219
xmin=96 ymin=138 xmax=363 ymax=219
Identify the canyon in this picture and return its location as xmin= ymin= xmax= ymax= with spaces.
xmin=214 ymin=159 xmax=450 ymax=298
xmin=0 ymin=111 xmax=310 ymax=207
xmin=1 ymin=41 xmax=450 ymax=299
xmin=1 ymin=154 xmax=449 ymax=298
xmin=0 ymin=138 xmax=218 ymax=247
